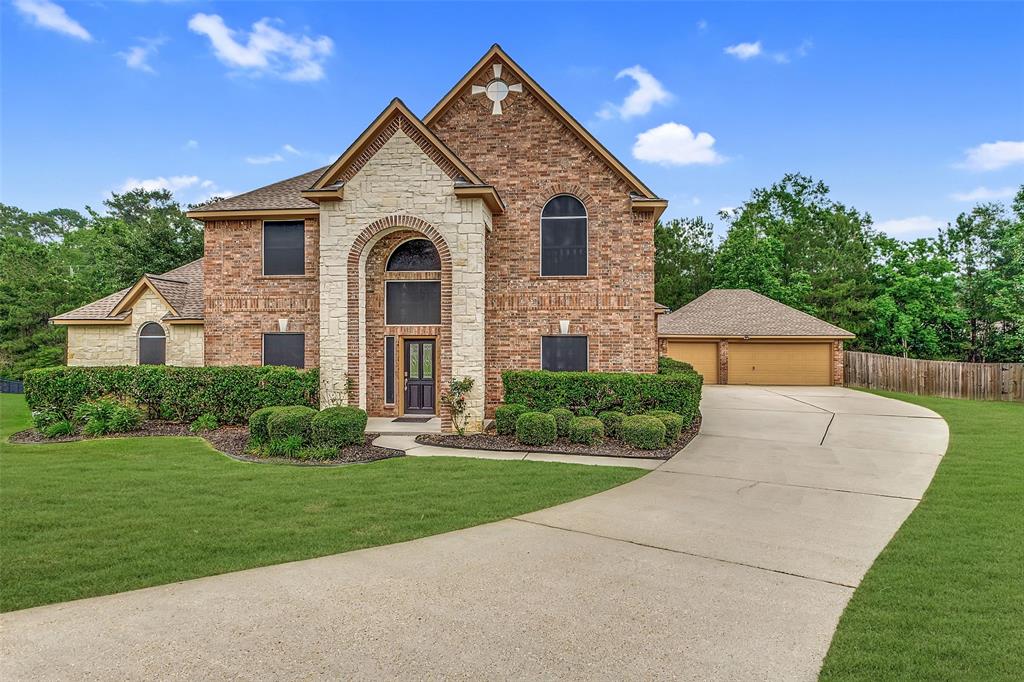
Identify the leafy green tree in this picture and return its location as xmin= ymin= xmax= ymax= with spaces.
xmin=712 ymin=220 xmax=812 ymax=308
xmin=654 ymin=217 xmax=715 ymax=310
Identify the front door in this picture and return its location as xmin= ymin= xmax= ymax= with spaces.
xmin=404 ymin=339 xmax=436 ymax=414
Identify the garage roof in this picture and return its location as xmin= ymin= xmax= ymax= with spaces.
xmin=658 ymin=289 xmax=854 ymax=338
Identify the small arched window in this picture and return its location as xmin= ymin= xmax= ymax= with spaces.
xmin=386 ymin=239 xmax=441 ymax=271
xmin=138 ymin=322 xmax=166 ymax=365
xmin=541 ymin=195 xmax=587 ymax=276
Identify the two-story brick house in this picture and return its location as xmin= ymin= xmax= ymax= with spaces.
xmin=52 ymin=45 xmax=667 ymax=432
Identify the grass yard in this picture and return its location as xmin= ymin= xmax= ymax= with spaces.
xmin=820 ymin=391 xmax=1024 ymax=681
xmin=0 ymin=394 xmax=643 ymax=612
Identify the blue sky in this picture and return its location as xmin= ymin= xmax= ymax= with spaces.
xmin=2 ymin=1 xmax=1022 ymax=239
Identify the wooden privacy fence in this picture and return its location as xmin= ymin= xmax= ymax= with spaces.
xmin=844 ymin=351 xmax=1024 ymax=401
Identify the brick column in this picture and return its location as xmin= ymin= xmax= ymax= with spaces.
xmin=717 ymin=340 xmax=729 ymax=385
xmin=832 ymin=340 xmax=844 ymax=385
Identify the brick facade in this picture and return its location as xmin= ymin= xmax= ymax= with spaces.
xmin=203 ymin=216 xmax=320 ymax=368
xmin=428 ymin=55 xmax=658 ymax=415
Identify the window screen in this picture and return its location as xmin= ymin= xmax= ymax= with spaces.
xmin=138 ymin=322 xmax=166 ymax=365
xmin=386 ymin=239 xmax=441 ymax=271
xmin=541 ymin=196 xmax=587 ymax=276
xmin=541 ymin=336 xmax=588 ymax=372
xmin=384 ymin=336 xmax=396 ymax=404
xmin=263 ymin=333 xmax=305 ymax=368
xmin=385 ymin=281 xmax=441 ymax=325
xmin=263 ymin=220 xmax=305 ymax=275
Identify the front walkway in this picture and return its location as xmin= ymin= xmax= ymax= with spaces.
xmin=1 ymin=387 xmax=948 ymax=680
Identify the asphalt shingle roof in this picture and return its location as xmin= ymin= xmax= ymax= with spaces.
xmin=657 ymin=289 xmax=854 ymax=338
xmin=193 ymin=167 xmax=327 ymax=213
xmin=52 ymin=258 xmax=205 ymax=322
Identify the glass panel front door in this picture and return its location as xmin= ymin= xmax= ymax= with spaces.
xmin=404 ymin=340 xmax=436 ymax=414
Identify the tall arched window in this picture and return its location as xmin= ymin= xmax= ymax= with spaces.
xmin=138 ymin=322 xmax=166 ymax=365
xmin=541 ymin=195 xmax=587 ymax=276
xmin=386 ymin=238 xmax=441 ymax=271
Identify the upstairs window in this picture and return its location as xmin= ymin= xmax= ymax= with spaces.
xmin=263 ymin=220 xmax=305 ymax=275
xmin=138 ymin=322 xmax=166 ymax=365
xmin=541 ymin=195 xmax=587 ymax=276
xmin=541 ymin=336 xmax=588 ymax=372
xmin=386 ymin=239 xmax=441 ymax=271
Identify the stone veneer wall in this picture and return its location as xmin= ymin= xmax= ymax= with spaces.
xmin=428 ymin=55 xmax=659 ymax=416
xmin=203 ymin=216 xmax=320 ymax=368
xmin=319 ymin=128 xmax=488 ymax=430
xmin=66 ymin=289 xmax=204 ymax=366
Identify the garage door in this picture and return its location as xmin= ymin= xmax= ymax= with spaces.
xmin=728 ymin=342 xmax=831 ymax=386
xmin=665 ymin=341 xmax=718 ymax=384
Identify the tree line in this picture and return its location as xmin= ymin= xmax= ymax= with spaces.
xmin=656 ymin=174 xmax=1024 ymax=363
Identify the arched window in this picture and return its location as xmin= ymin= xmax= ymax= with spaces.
xmin=541 ymin=195 xmax=587 ymax=276
xmin=386 ymin=238 xmax=441 ymax=271
xmin=138 ymin=322 xmax=166 ymax=365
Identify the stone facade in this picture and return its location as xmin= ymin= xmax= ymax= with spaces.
xmin=203 ymin=216 xmax=320 ymax=368
xmin=428 ymin=54 xmax=658 ymax=415
xmin=319 ymin=126 xmax=489 ymax=430
xmin=66 ymin=289 xmax=203 ymax=366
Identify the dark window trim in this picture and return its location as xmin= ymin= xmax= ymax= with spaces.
xmin=138 ymin=322 xmax=166 ymax=366
xmin=540 ymin=335 xmax=589 ymax=372
xmin=384 ymin=280 xmax=442 ymax=326
xmin=384 ymin=335 xmax=396 ymax=405
xmin=540 ymin=194 xmax=588 ymax=277
xmin=262 ymin=332 xmax=305 ymax=369
xmin=262 ymin=219 xmax=306 ymax=277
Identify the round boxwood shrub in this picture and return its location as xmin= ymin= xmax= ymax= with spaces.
xmin=248 ymin=406 xmax=278 ymax=444
xmin=494 ymin=403 xmax=528 ymax=436
xmin=568 ymin=416 xmax=605 ymax=445
xmin=515 ymin=411 xmax=557 ymax=446
xmin=620 ymin=414 xmax=666 ymax=450
xmin=646 ymin=410 xmax=685 ymax=442
xmin=548 ymin=407 xmax=574 ymax=437
xmin=597 ymin=410 xmax=626 ymax=439
xmin=311 ymin=406 xmax=367 ymax=447
xmin=267 ymin=406 xmax=317 ymax=443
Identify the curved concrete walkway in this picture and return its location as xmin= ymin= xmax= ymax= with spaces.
xmin=1 ymin=387 xmax=947 ymax=680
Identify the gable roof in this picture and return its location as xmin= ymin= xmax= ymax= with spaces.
xmin=51 ymin=259 xmax=205 ymax=324
xmin=658 ymin=289 xmax=854 ymax=338
xmin=424 ymin=44 xmax=662 ymax=202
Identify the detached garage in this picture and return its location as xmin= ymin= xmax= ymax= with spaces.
xmin=657 ymin=289 xmax=854 ymax=386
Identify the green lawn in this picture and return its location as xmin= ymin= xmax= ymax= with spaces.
xmin=820 ymin=391 xmax=1024 ymax=681
xmin=0 ymin=394 xmax=643 ymax=612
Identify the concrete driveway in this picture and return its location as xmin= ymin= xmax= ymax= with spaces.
xmin=1 ymin=387 xmax=947 ymax=680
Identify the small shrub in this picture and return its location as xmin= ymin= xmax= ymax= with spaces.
xmin=494 ymin=403 xmax=528 ymax=435
xmin=31 ymin=410 xmax=63 ymax=430
xmin=647 ymin=410 xmax=685 ymax=442
xmin=267 ymin=406 xmax=317 ymax=443
xmin=568 ymin=416 xmax=605 ymax=445
xmin=311 ymin=406 xmax=367 ymax=447
xmin=441 ymin=376 xmax=475 ymax=435
xmin=108 ymin=402 xmax=142 ymax=433
xmin=620 ymin=414 xmax=666 ymax=450
xmin=266 ymin=435 xmax=304 ymax=457
xmin=515 ymin=412 xmax=557 ymax=446
xmin=295 ymin=446 xmax=338 ymax=461
xmin=42 ymin=420 xmax=74 ymax=438
xmin=548 ymin=407 xmax=574 ymax=437
xmin=597 ymin=410 xmax=626 ymax=439
xmin=190 ymin=413 xmax=219 ymax=433
xmin=74 ymin=398 xmax=140 ymax=436
xmin=248 ymin=406 xmax=278 ymax=444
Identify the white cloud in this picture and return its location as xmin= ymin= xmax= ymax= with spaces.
xmin=875 ymin=216 xmax=945 ymax=236
xmin=724 ymin=41 xmax=762 ymax=60
xmin=116 ymin=175 xmax=200 ymax=193
xmin=118 ymin=37 xmax=166 ymax=74
xmin=185 ymin=139 xmax=199 ymax=149
xmin=697 ymin=19 xmax=708 ymax=32
xmin=282 ymin=144 xmax=302 ymax=155
xmin=956 ymin=141 xmax=1024 ymax=172
xmin=633 ymin=122 xmax=725 ymax=166
xmin=597 ymin=65 xmax=672 ymax=120
xmin=245 ymin=153 xmax=284 ymax=165
xmin=950 ymin=186 xmax=1016 ymax=202
xmin=13 ymin=0 xmax=92 ymax=41
xmin=187 ymin=13 xmax=333 ymax=82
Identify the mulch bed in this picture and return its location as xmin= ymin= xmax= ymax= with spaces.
xmin=415 ymin=414 xmax=701 ymax=461
xmin=8 ymin=422 xmax=403 ymax=466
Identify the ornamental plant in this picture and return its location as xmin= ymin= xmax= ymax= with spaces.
xmin=441 ymin=377 xmax=475 ymax=435
xmin=567 ymin=416 xmax=605 ymax=445
xmin=494 ymin=403 xmax=527 ymax=436
xmin=548 ymin=407 xmax=574 ymax=437
xmin=515 ymin=411 xmax=557 ymax=446
xmin=620 ymin=414 xmax=666 ymax=450
xmin=597 ymin=410 xmax=626 ymax=439
xmin=311 ymin=406 xmax=367 ymax=447
xmin=646 ymin=410 xmax=685 ymax=442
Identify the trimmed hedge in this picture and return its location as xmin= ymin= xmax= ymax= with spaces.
xmin=647 ymin=410 xmax=685 ymax=442
xmin=515 ymin=411 xmax=557 ymax=446
xmin=568 ymin=416 xmax=605 ymax=445
xmin=597 ymin=410 xmax=626 ymax=439
xmin=311 ymin=406 xmax=367 ymax=447
xmin=24 ymin=365 xmax=318 ymax=425
xmin=248 ymin=406 xmax=278 ymax=443
xmin=620 ymin=414 xmax=666 ymax=450
xmin=658 ymin=356 xmax=696 ymax=375
xmin=494 ymin=403 xmax=527 ymax=436
xmin=502 ymin=367 xmax=702 ymax=424
xmin=267 ymin=406 xmax=317 ymax=441
xmin=548 ymin=407 xmax=574 ymax=437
